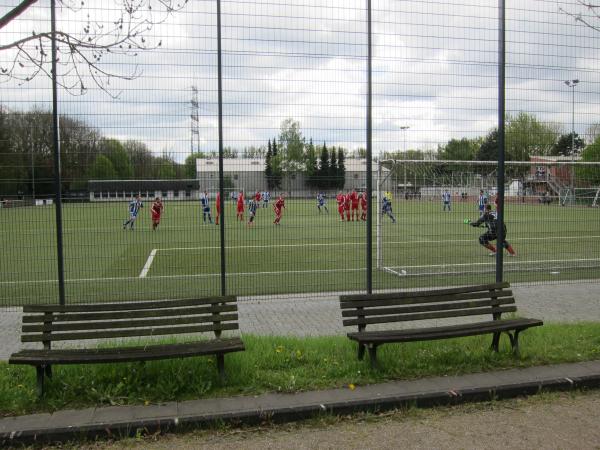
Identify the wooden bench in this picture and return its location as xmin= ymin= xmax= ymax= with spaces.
xmin=339 ymin=282 xmax=543 ymax=367
xmin=9 ymin=296 xmax=245 ymax=396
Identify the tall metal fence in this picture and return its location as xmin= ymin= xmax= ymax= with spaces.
xmin=1 ymin=0 xmax=599 ymax=306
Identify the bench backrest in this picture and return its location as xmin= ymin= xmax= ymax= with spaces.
xmin=21 ymin=296 xmax=239 ymax=348
xmin=340 ymin=282 xmax=515 ymax=331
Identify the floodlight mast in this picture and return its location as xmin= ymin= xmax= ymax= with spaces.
xmin=564 ymin=79 xmax=579 ymax=205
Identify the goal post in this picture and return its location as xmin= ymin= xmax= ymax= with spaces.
xmin=375 ymin=158 xmax=600 ymax=279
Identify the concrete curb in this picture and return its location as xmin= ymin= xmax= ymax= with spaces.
xmin=2 ymin=360 xmax=600 ymax=446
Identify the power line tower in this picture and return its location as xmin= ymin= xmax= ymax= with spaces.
xmin=190 ymin=86 xmax=200 ymax=155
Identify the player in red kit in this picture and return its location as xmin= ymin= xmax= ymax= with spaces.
xmin=236 ymin=191 xmax=244 ymax=221
xmin=273 ymin=194 xmax=286 ymax=225
xmin=255 ymin=191 xmax=262 ymax=203
xmin=150 ymin=197 xmax=163 ymax=231
xmin=336 ymin=192 xmax=345 ymax=221
xmin=215 ymin=191 xmax=221 ymax=225
xmin=360 ymin=191 xmax=368 ymax=221
xmin=350 ymin=189 xmax=359 ymax=221
xmin=343 ymin=193 xmax=351 ymax=221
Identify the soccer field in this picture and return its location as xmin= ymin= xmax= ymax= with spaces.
xmin=1 ymin=198 xmax=599 ymax=306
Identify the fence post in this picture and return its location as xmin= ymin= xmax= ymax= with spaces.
xmin=496 ymin=0 xmax=506 ymax=283
xmin=217 ymin=0 xmax=226 ymax=296
xmin=366 ymin=0 xmax=373 ymax=294
xmin=50 ymin=0 xmax=66 ymax=306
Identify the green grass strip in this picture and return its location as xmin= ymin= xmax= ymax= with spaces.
xmin=1 ymin=323 xmax=599 ymax=416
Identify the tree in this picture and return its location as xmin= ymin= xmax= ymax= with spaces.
xmin=88 ymin=154 xmax=117 ymax=180
xmin=551 ymin=133 xmax=585 ymax=157
xmin=438 ymin=138 xmax=480 ymax=161
xmin=155 ymin=155 xmax=177 ymax=179
xmin=337 ymin=148 xmax=346 ymax=189
xmin=124 ymin=140 xmax=155 ymax=178
xmin=278 ymin=118 xmax=305 ymax=174
xmin=318 ymin=143 xmax=330 ymax=190
xmin=505 ymin=112 xmax=560 ymax=159
xmin=476 ymin=129 xmax=499 ymax=161
xmin=576 ymin=137 xmax=600 ymax=185
xmin=103 ymin=139 xmax=133 ymax=179
xmin=265 ymin=139 xmax=273 ymax=189
xmin=329 ymin=147 xmax=338 ymax=189
xmin=1 ymin=0 xmax=189 ymax=97
xmin=304 ymin=138 xmax=318 ymax=188
xmin=269 ymin=139 xmax=282 ymax=190
xmin=184 ymin=152 xmax=205 ymax=179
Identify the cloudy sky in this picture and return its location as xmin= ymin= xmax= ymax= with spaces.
xmin=2 ymin=0 xmax=600 ymax=161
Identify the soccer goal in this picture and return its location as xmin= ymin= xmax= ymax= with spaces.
xmin=375 ymin=159 xmax=600 ymax=280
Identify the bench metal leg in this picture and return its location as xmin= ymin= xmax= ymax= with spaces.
xmin=216 ymin=354 xmax=225 ymax=382
xmin=357 ymin=343 xmax=365 ymax=361
xmin=508 ymin=330 xmax=521 ymax=357
xmin=490 ymin=332 xmax=500 ymax=352
xmin=45 ymin=365 xmax=52 ymax=379
xmin=367 ymin=344 xmax=378 ymax=369
xmin=36 ymin=366 xmax=45 ymax=397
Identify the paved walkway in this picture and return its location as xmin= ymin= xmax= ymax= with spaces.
xmin=1 ymin=281 xmax=599 ymax=360
xmin=2 ymin=360 xmax=600 ymax=445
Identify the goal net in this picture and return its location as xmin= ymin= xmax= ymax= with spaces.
xmin=376 ymin=159 xmax=600 ymax=281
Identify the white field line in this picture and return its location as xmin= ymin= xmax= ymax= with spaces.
xmin=138 ymin=249 xmax=157 ymax=278
xmin=2 ymin=257 xmax=600 ymax=286
xmin=160 ymin=235 xmax=600 ymax=252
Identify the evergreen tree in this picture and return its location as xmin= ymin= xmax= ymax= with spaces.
xmin=265 ymin=139 xmax=274 ymax=189
xmin=271 ymin=138 xmax=283 ymax=189
xmin=552 ymin=133 xmax=585 ymax=157
xmin=337 ymin=148 xmax=346 ymax=189
xmin=304 ymin=138 xmax=318 ymax=188
xmin=318 ymin=143 xmax=330 ymax=190
xmin=329 ymin=147 xmax=338 ymax=190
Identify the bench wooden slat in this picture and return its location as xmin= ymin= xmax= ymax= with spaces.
xmin=21 ymin=322 xmax=239 ymax=342
xmin=22 ymin=296 xmax=237 ymax=313
xmin=343 ymin=305 xmax=517 ymax=327
xmin=22 ymin=304 xmax=238 ymax=323
xmin=9 ymin=339 xmax=245 ymax=365
xmin=341 ymin=298 xmax=514 ymax=318
xmin=347 ymin=318 xmax=543 ymax=344
xmin=340 ymin=282 xmax=509 ymax=302
xmin=22 ymin=313 xmax=239 ymax=333
xmin=340 ymin=290 xmax=513 ymax=309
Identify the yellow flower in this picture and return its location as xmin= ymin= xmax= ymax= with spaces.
xmin=348 ymin=383 xmax=356 ymax=390
xmin=144 ymin=400 xmax=150 ymax=406
xmin=275 ymin=345 xmax=284 ymax=353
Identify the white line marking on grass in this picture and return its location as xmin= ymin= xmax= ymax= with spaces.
xmin=139 ymin=249 xmax=157 ymax=278
xmin=159 ymin=235 xmax=600 ymax=252
xmin=3 ymin=258 xmax=600 ymax=286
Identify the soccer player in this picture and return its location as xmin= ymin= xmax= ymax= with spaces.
xmin=477 ymin=189 xmax=488 ymax=217
xmin=360 ymin=191 xmax=368 ymax=221
xmin=343 ymin=192 xmax=351 ymax=221
xmin=200 ymin=190 xmax=213 ymax=224
xmin=254 ymin=191 xmax=262 ymax=203
xmin=247 ymin=198 xmax=258 ymax=226
xmin=273 ymin=193 xmax=285 ymax=225
xmin=382 ymin=194 xmax=396 ymax=223
xmin=469 ymin=204 xmax=516 ymax=256
xmin=317 ymin=192 xmax=329 ymax=214
xmin=336 ymin=191 xmax=345 ymax=221
xmin=236 ymin=190 xmax=245 ymax=221
xmin=215 ymin=191 xmax=221 ymax=225
xmin=123 ymin=195 xmax=143 ymax=230
xmin=442 ymin=189 xmax=451 ymax=211
xmin=350 ymin=189 xmax=360 ymax=221
xmin=151 ymin=197 xmax=163 ymax=231
xmin=263 ymin=191 xmax=270 ymax=208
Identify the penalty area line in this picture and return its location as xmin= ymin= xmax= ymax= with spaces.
xmin=139 ymin=249 xmax=157 ymax=278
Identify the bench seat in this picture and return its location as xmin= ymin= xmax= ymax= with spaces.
xmin=348 ymin=318 xmax=542 ymax=344
xmin=9 ymin=338 xmax=244 ymax=365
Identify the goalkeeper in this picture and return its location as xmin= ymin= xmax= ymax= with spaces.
xmin=469 ymin=204 xmax=516 ymax=256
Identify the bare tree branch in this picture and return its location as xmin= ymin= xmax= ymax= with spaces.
xmin=0 ymin=0 xmax=188 ymax=97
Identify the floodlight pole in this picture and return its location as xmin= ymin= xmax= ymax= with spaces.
xmin=400 ymin=126 xmax=409 ymax=197
xmin=217 ymin=0 xmax=226 ymax=296
xmin=565 ymin=79 xmax=579 ymax=205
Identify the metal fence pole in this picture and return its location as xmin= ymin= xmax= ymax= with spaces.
xmin=366 ymin=0 xmax=373 ymax=294
xmin=217 ymin=0 xmax=226 ymax=296
xmin=50 ymin=0 xmax=66 ymax=305
xmin=496 ymin=0 xmax=506 ymax=283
